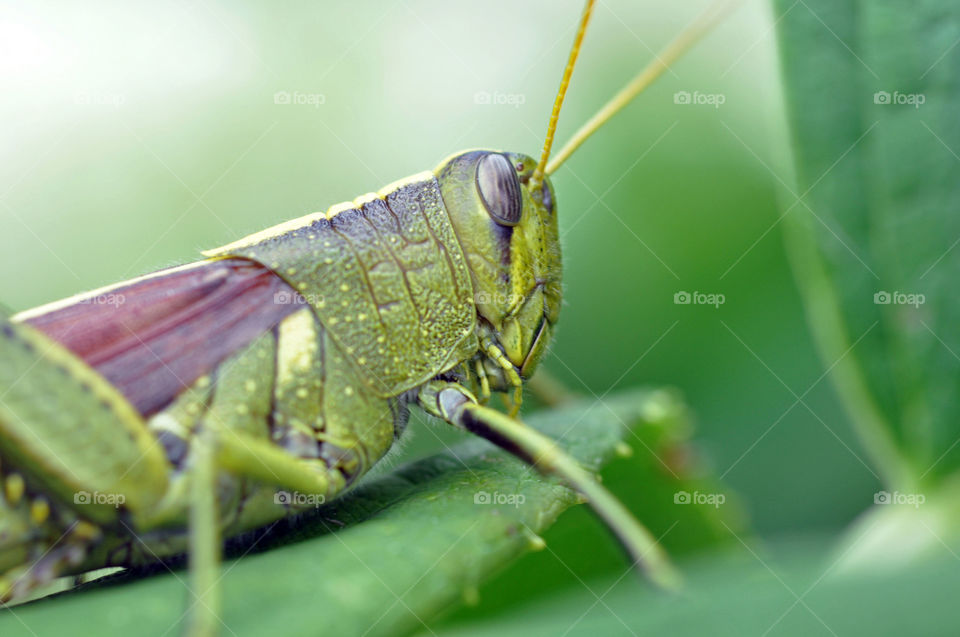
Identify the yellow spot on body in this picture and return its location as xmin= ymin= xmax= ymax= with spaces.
xmin=187 ymin=403 xmax=200 ymax=416
xmin=287 ymin=267 xmax=297 ymax=276
xmin=236 ymin=404 xmax=249 ymax=415
xmin=30 ymin=498 xmax=50 ymax=525
xmin=357 ymin=357 xmax=366 ymax=365
xmin=277 ymin=310 xmax=318 ymax=387
xmin=344 ymin=387 xmax=354 ymax=397
xmin=195 ymin=376 xmax=211 ymax=389
xmin=377 ymin=335 xmax=386 ymax=343
xmin=245 ymin=380 xmax=257 ymax=393
xmin=73 ymin=521 xmax=101 ymax=541
xmin=358 ymin=313 xmax=367 ymax=321
xmin=5 ymin=474 xmax=24 ymax=506
xmin=296 ymin=388 xmax=309 ymax=399
xmin=328 ymin=317 xmax=338 ymax=325
xmin=340 ymin=283 xmax=349 ymax=292
xmin=324 ymin=258 xmax=333 ymax=265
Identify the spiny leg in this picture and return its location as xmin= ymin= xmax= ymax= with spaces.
xmin=0 ymin=314 xmax=169 ymax=602
xmin=0 ymin=519 xmax=101 ymax=603
xmin=418 ymin=380 xmax=680 ymax=590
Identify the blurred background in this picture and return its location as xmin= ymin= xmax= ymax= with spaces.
xmin=0 ymin=0 xmax=925 ymax=634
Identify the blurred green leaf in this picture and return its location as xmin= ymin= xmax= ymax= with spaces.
xmin=433 ymin=537 xmax=960 ymax=637
xmin=775 ymin=1 xmax=960 ymax=486
xmin=0 ymin=388 xmax=694 ymax=637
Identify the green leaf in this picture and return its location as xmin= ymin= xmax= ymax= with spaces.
xmin=0 ymin=388 xmax=688 ymax=637
xmin=432 ymin=537 xmax=960 ymax=637
xmin=775 ymin=1 xmax=960 ymax=486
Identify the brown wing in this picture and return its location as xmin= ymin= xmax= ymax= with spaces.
xmin=22 ymin=258 xmax=299 ymax=416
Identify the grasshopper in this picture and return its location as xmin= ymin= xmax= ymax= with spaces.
xmin=0 ymin=1 xmax=734 ymax=633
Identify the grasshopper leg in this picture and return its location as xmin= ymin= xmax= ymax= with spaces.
xmin=418 ymin=380 xmax=681 ymax=590
xmin=184 ymin=429 xmax=222 ymax=637
xmin=0 ymin=523 xmax=98 ymax=603
xmin=214 ymin=430 xmax=341 ymax=499
xmin=177 ymin=425 xmax=345 ymax=637
xmin=480 ymin=337 xmax=524 ymax=417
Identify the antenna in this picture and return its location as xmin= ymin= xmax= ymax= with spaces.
xmin=529 ymin=0 xmax=597 ymax=192
xmin=547 ymin=0 xmax=741 ymax=176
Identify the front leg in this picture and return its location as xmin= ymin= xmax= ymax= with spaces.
xmin=417 ymin=380 xmax=680 ymax=590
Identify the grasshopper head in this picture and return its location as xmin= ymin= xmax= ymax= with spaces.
xmin=436 ymin=150 xmax=561 ymax=382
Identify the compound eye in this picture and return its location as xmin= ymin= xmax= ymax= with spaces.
xmin=476 ymin=153 xmax=522 ymax=226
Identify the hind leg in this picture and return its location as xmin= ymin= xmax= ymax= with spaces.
xmin=0 ymin=478 xmax=104 ymax=603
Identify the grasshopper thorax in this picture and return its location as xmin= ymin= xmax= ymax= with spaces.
xmin=435 ymin=150 xmax=562 ymax=385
